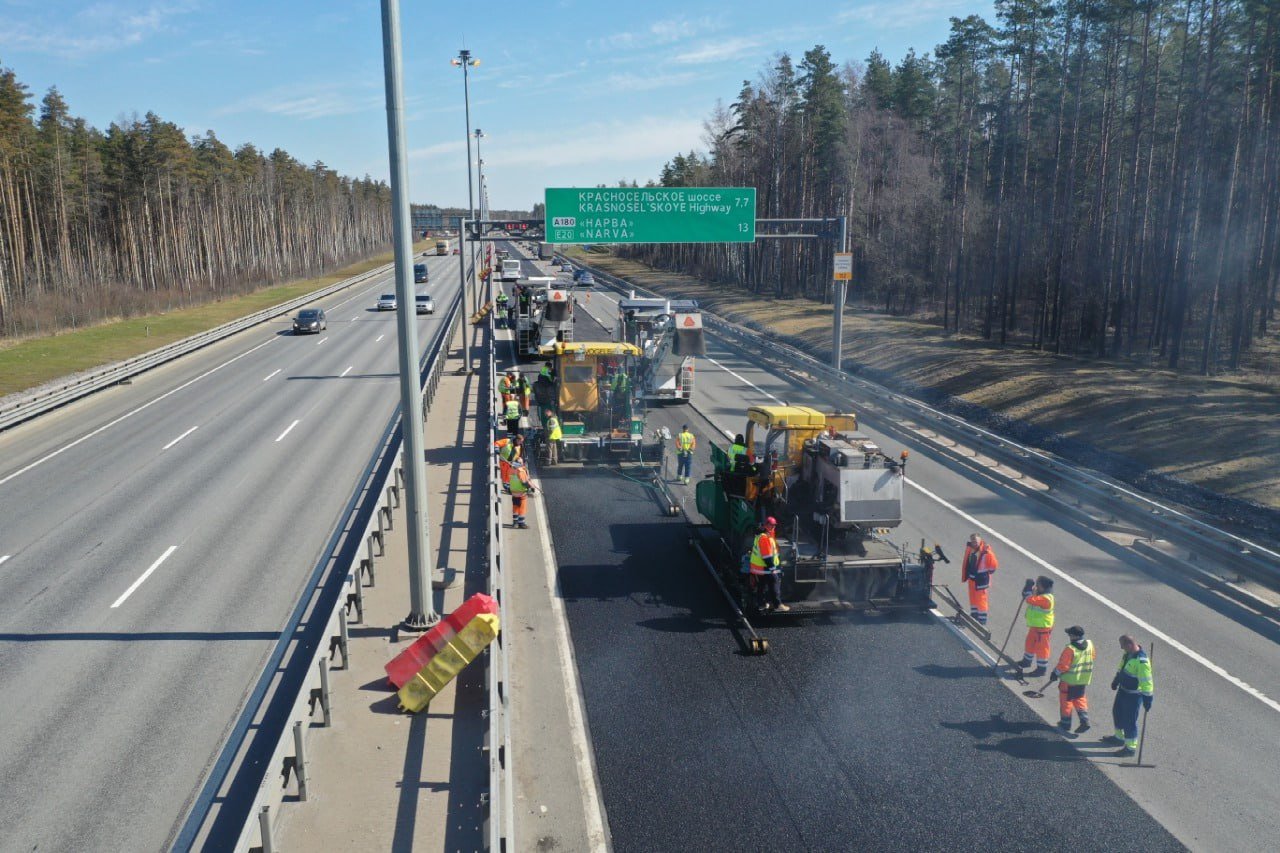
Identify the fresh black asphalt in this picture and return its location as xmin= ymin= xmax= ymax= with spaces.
xmin=540 ymin=465 xmax=1183 ymax=852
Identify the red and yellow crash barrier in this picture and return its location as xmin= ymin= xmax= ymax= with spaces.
xmin=384 ymin=593 xmax=500 ymax=713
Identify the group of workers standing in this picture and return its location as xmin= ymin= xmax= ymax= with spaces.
xmin=962 ymin=534 xmax=1156 ymax=757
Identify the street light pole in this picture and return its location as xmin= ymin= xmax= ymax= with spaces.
xmin=453 ymin=49 xmax=480 ymax=372
xmin=379 ymin=0 xmax=436 ymax=630
xmin=472 ymin=128 xmax=487 ymax=360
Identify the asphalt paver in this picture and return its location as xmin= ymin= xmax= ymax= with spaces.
xmin=539 ymin=464 xmax=1183 ymax=852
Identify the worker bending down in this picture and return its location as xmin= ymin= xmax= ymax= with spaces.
xmin=961 ymin=533 xmax=998 ymax=626
xmin=1050 ymin=625 xmax=1094 ymax=734
xmin=494 ymin=434 xmax=523 ymax=488
xmin=1105 ymin=634 xmax=1154 ymax=757
xmin=746 ymin=517 xmax=789 ymax=612
xmin=1017 ymin=576 xmax=1055 ymax=677
xmin=508 ymin=460 xmax=536 ymax=529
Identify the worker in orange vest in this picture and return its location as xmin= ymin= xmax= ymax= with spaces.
xmin=746 ymin=516 xmax=789 ymax=612
xmin=1016 ymin=576 xmax=1056 ymax=677
xmin=961 ymin=533 xmax=998 ymax=627
xmin=1050 ymin=625 xmax=1095 ymax=734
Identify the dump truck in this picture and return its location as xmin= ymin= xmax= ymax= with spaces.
xmin=615 ymin=296 xmax=704 ymax=404
xmin=693 ymin=405 xmax=933 ymax=615
xmin=534 ymin=341 xmax=659 ymax=462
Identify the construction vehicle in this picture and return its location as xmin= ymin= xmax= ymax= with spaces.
xmin=692 ymin=405 xmax=933 ymax=616
xmin=538 ymin=242 xmax=555 ymax=260
xmin=615 ymin=296 xmax=704 ymax=404
xmin=513 ymin=276 xmax=575 ymax=358
xmin=534 ymin=341 xmax=660 ymax=462
xmin=435 ymin=239 xmax=449 ymax=255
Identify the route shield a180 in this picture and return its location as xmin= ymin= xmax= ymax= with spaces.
xmin=544 ymin=187 xmax=756 ymax=244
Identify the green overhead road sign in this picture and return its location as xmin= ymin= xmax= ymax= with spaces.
xmin=545 ymin=187 xmax=756 ymax=244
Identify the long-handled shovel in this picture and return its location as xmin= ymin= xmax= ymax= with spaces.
xmin=1023 ymin=678 xmax=1054 ymax=699
xmin=993 ymin=596 xmax=1027 ymax=679
xmin=1135 ymin=640 xmax=1155 ymax=767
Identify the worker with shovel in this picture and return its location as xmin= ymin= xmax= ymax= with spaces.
xmin=1049 ymin=625 xmax=1095 ymax=734
xmin=1015 ymin=576 xmax=1055 ymax=677
xmin=1104 ymin=634 xmax=1154 ymax=757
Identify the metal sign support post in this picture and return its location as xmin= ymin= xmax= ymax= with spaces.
xmin=753 ymin=217 xmax=846 ymax=371
xmin=458 ymin=216 xmax=474 ymax=374
xmin=379 ymin=0 xmax=436 ymax=630
xmin=833 ymin=215 xmax=848 ymax=371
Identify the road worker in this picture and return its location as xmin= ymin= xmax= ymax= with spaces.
xmin=499 ymin=370 xmax=518 ymax=404
xmin=729 ymin=434 xmax=749 ymax=473
xmin=538 ymin=362 xmax=555 ymax=384
xmin=1016 ymin=575 xmax=1055 ymax=677
xmin=508 ymin=460 xmax=536 ymax=529
xmin=517 ymin=372 xmax=532 ymax=414
xmin=611 ymin=367 xmax=632 ymax=421
xmin=676 ymin=424 xmax=697 ymax=484
xmin=494 ymin=434 xmax=523 ymax=486
xmin=746 ymin=517 xmax=788 ymax=612
xmin=495 ymin=290 xmax=509 ymax=327
xmin=1050 ymin=625 xmax=1095 ymax=734
xmin=544 ymin=411 xmax=563 ymax=465
xmin=503 ymin=396 xmax=522 ymax=437
xmin=1105 ymin=634 xmax=1154 ymax=757
xmin=961 ymin=533 xmax=998 ymax=627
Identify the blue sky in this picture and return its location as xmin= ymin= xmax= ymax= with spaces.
xmin=0 ymin=0 xmax=993 ymax=211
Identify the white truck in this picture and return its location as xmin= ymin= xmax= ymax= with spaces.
xmin=501 ymin=259 xmax=522 ymax=282
xmin=615 ymin=296 xmax=704 ymax=403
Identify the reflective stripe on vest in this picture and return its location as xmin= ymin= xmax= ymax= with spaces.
xmin=1026 ymin=593 xmax=1055 ymax=628
xmin=750 ymin=532 xmax=777 ymax=571
xmin=1061 ymin=640 xmax=1095 ymax=686
xmin=678 ymin=431 xmax=695 ymax=453
xmin=547 ymin=417 xmax=562 ymax=441
xmin=1116 ymin=650 xmax=1154 ymax=695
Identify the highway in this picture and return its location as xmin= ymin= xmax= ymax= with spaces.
xmin=504 ymin=244 xmax=1279 ymax=851
xmin=0 ymin=252 xmax=463 ymax=851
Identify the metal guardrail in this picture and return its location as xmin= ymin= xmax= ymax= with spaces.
xmin=484 ymin=306 xmax=516 ymax=852
xmin=171 ymin=276 xmax=466 ymax=852
xmin=0 ymin=262 xmax=395 ymax=433
xmin=569 ymin=257 xmax=1280 ymax=589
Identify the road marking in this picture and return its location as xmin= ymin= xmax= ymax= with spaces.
xmin=162 ymin=426 xmax=198 ymax=451
xmin=350 ymin=316 xmax=359 ymax=322
xmin=111 ymin=545 xmax=177 ymax=608
xmin=340 ymin=366 xmax=353 ymax=377
xmin=263 ymin=369 xmax=281 ymax=382
xmin=275 ymin=419 xmax=300 ymax=443
xmin=375 ymin=334 xmax=385 ymax=343
xmin=0 ymin=338 xmax=275 ymax=488
xmin=705 ymin=355 xmax=784 ymax=404
xmin=529 ymin=472 xmax=609 ymax=852
xmin=316 ymin=336 xmax=328 ymax=345
xmin=905 ymin=478 xmax=1280 ymax=715
xmin=0 ymin=555 xmax=9 ymax=567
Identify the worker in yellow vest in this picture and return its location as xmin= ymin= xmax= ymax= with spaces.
xmin=503 ymin=397 xmax=521 ymax=437
xmin=1049 ymin=625 xmax=1095 ymax=734
xmin=676 ymin=424 xmax=696 ymax=484
xmin=508 ymin=460 xmax=536 ymax=529
xmin=1017 ymin=576 xmax=1056 ymax=677
xmin=545 ymin=412 xmax=563 ymax=465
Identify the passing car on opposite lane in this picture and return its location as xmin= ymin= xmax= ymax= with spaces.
xmin=293 ymin=308 xmax=327 ymax=334
xmin=415 ymin=293 xmax=435 ymax=315
xmin=376 ymin=293 xmax=397 ymax=311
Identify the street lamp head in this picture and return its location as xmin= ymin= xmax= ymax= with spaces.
xmin=474 ymin=128 xmax=485 ymax=138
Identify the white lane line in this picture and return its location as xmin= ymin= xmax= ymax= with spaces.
xmin=0 ymin=555 xmax=9 ymax=567
xmin=340 ymin=366 xmax=353 ymax=377
xmin=0 ymin=338 xmax=275 ymax=488
xmin=350 ymin=316 xmax=359 ymax=322
xmin=275 ymin=419 xmax=301 ymax=443
xmin=906 ymin=478 xmax=1280 ymax=715
xmin=705 ymin=355 xmax=784 ymax=404
xmin=162 ymin=426 xmax=198 ymax=451
xmin=375 ymin=334 xmax=385 ymax=343
xmin=111 ymin=545 xmax=177 ymax=608
xmin=263 ymin=369 xmax=281 ymax=382
xmin=530 ymin=474 xmax=610 ymax=852
xmin=316 ymin=336 xmax=328 ymax=346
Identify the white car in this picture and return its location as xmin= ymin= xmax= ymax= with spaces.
xmin=415 ymin=293 xmax=436 ymax=315
xmin=376 ymin=293 xmax=397 ymax=310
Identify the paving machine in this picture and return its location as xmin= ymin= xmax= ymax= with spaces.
xmin=534 ymin=341 xmax=661 ymax=462
xmin=514 ymin=276 xmax=575 ymax=358
xmin=693 ymin=405 xmax=934 ymax=616
xmin=615 ymin=296 xmax=704 ymax=404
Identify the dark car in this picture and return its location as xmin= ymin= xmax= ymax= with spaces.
xmin=415 ymin=293 xmax=436 ymax=315
xmin=414 ymin=263 xmax=429 ymax=284
xmin=293 ymin=308 xmax=327 ymax=334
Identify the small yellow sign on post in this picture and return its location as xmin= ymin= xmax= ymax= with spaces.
xmin=833 ymin=252 xmax=853 ymax=281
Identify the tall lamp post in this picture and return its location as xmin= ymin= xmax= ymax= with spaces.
xmin=452 ymin=49 xmax=479 ymax=371
xmin=474 ymin=128 xmax=487 ymax=310
xmin=379 ymin=0 xmax=436 ymax=630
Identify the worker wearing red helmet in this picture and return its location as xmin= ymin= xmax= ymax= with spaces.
xmin=748 ymin=517 xmax=789 ymax=612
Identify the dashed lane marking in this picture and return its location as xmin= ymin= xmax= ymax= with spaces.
xmin=275 ymin=419 xmax=300 ymax=443
xmin=340 ymin=366 xmax=353 ymax=378
xmin=705 ymin=355 xmax=784 ymax=404
xmin=263 ymin=369 xmax=281 ymax=382
xmin=162 ymin=426 xmax=198 ymax=451
xmin=111 ymin=545 xmax=177 ymax=608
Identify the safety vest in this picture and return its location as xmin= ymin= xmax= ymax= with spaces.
xmin=546 ymin=416 xmax=562 ymax=441
xmin=1025 ymin=593 xmax=1055 ymax=629
xmin=729 ymin=442 xmax=748 ymax=470
xmin=677 ymin=430 xmax=696 ymax=455
xmin=508 ymin=468 xmax=530 ymax=494
xmin=499 ymin=441 xmax=520 ymax=463
xmin=612 ymin=372 xmax=630 ymax=393
xmin=749 ymin=532 xmax=779 ymax=573
xmin=503 ymin=400 xmax=521 ymax=421
xmin=1116 ymin=650 xmax=1154 ymax=696
xmin=496 ymin=292 xmax=508 ymax=305
xmin=499 ymin=376 xmax=516 ymax=394
xmin=1060 ymin=640 xmax=1095 ymax=686
xmin=539 ymin=364 xmax=553 ymax=381
xmin=517 ymin=377 xmax=531 ymax=395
